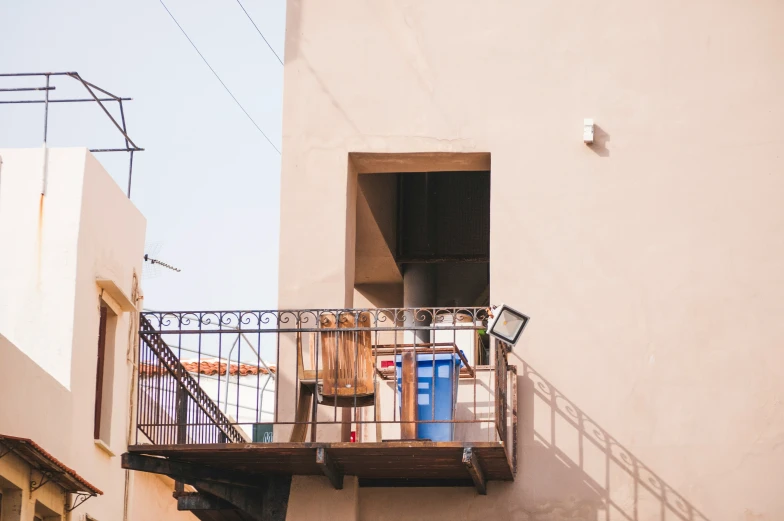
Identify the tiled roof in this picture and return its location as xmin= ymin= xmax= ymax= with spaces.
xmin=139 ymin=359 xmax=276 ymax=377
xmin=0 ymin=435 xmax=103 ymax=495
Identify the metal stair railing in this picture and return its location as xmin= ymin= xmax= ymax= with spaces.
xmin=137 ymin=315 xmax=245 ymax=444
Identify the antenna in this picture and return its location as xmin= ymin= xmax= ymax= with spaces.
xmin=143 ymin=242 xmax=181 ymax=278
xmin=144 ymin=254 xmax=181 ymax=273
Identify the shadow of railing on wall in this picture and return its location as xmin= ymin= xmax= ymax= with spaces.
xmin=517 ymin=358 xmax=711 ymax=521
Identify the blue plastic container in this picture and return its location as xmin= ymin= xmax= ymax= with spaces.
xmin=395 ymin=353 xmax=461 ymax=441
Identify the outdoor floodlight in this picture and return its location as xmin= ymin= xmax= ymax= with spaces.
xmin=487 ymin=304 xmax=530 ymax=347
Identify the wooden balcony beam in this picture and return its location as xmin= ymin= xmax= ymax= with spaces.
xmin=316 ymin=447 xmax=343 ymax=490
xmin=123 ymin=453 xmax=291 ymax=521
xmin=462 ymin=448 xmax=487 ymax=495
xmin=121 ymin=453 xmax=258 ymax=488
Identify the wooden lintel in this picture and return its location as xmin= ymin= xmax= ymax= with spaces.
xmin=177 ymin=492 xmax=234 ymax=511
xmin=462 ymin=448 xmax=487 ymax=495
xmin=316 ymin=447 xmax=343 ymax=490
xmin=350 ymin=152 xmax=491 ymax=174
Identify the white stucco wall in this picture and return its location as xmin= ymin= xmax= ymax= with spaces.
xmin=0 ymin=148 xmax=194 ymax=521
xmin=0 ymin=148 xmax=83 ymax=388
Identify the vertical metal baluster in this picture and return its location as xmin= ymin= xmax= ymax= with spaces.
xmin=176 ymin=318 xmax=183 ymax=444
xmin=255 ymin=321 xmax=262 ymax=425
xmin=393 ymin=310 xmax=399 ymax=424
xmin=136 ymin=329 xmax=144 ymax=443
xmin=145 ymin=333 xmax=152 ymax=441
xmin=431 ymin=309 xmax=436 ymax=427
xmin=373 ymin=318 xmax=379 ymax=442
xmin=274 ymin=312 xmax=281 ymax=423
xmin=236 ymin=331 xmax=241 ymax=432
xmin=137 ymin=330 xmax=143 ymax=443
xmin=170 ymin=370 xmax=176 ymax=444
xmin=169 ymin=372 xmax=174 ymax=444
xmin=454 ymin=315 xmax=458 ymax=439
xmin=495 ymin=339 xmax=499 ymax=442
xmin=334 ymin=311 xmax=339 ymax=424
xmin=197 ymin=314 xmax=203 ymax=398
xmin=155 ymin=345 xmax=162 ymax=444
xmin=293 ymin=319 xmax=299 ymax=437
xmin=162 ymin=360 xmax=168 ymax=444
xmin=473 ymin=313 xmax=478 ymax=426
xmin=146 ymin=334 xmax=153 ymax=441
xmin=312 ymin=314 xmax=320 ymax=442
xmin=216 ymin=320 xmax=223 ymax=420
xmin=353 ymin=310 xmax=359 ymax=438
xmin=163 ymin=371 xmax=168 ymax=444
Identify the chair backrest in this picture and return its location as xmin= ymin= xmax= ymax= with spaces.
xmin=320 ymin=312 xmax=374 ymax=398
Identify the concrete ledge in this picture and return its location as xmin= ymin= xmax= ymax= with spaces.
xmin=96 ymin=278 xmax=136 ymax=312
xmin=94 ymin=439 xmax=115 ymax=457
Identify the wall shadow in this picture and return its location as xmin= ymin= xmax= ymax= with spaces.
xmin=589 ymin=125 xmax=611 ymax=157
xmin=517 ymin=359 xmax=711 ymax=521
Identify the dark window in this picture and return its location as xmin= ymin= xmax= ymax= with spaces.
xmin=94 ymin=305 xmax=108 ymax=440
xmin=94 ymin=303 xmax=115 ymax=443
xmin=397 ymin=171 xmax=490 ymax=262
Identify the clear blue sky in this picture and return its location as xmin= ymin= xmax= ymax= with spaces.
xmin=0 ymin=0 xmax=285 ymax=311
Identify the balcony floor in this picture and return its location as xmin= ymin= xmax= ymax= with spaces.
xmin=128 ymin=440 xmax=514 ymax=483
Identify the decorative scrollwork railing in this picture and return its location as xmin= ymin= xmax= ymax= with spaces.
xmin=141 ymin=307 xmax=492 ymax=334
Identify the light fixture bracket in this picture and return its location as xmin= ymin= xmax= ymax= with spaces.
xmin=486 ymin=304 xmax=530 ymax=347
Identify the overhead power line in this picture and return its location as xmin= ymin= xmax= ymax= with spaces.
xmin=233 ymin=0 xmax=284 ymax=65
xmin=158 ymin=0 xmax=281 ymax=155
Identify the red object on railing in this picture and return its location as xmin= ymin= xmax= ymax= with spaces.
xmin=350 ymin=431 xmax=356 ymax=443
xmin=380 ymin=360 xmax=394 ymax=368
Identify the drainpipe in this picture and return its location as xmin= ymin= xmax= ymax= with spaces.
xmin=123 ymin=272 xmax=140 ymax=521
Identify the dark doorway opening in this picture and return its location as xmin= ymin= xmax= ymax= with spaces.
xmin=354 ymin=168 xmax=490 ymax=309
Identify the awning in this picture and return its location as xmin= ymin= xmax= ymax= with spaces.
xmin=0 ymin=435 xmax=103 ymax=495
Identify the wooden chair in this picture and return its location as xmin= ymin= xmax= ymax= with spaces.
xmin=290 ymin=312 xmax=375 ymax=442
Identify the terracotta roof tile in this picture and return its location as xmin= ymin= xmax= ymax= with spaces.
xmin=139 ymin=359 xmax=275 ymax=377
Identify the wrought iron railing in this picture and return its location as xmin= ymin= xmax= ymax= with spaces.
xmin=135 ymin=308 xmax=516 ymax=459
xmin=137 ymin=316 xmax=245 ymax=444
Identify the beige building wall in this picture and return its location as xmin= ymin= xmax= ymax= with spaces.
xmin=278 ymin=1 xmax=784 ymax=520
xmin=0 ymin=148 xmax=193 ymax=521
xmin=0 ymin=444 xmax=68 ymax=521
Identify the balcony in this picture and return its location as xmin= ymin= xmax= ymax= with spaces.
xmin=123 ymin=307 xmax=516 ymax=519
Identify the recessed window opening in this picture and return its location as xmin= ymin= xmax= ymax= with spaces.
xmin=94 ymin=300 xmax=117 ymax=445
xmin=35 ymin=499 xmax=61 ymax=521
xmin=354 ymin=157 xmax=491 ymax=364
